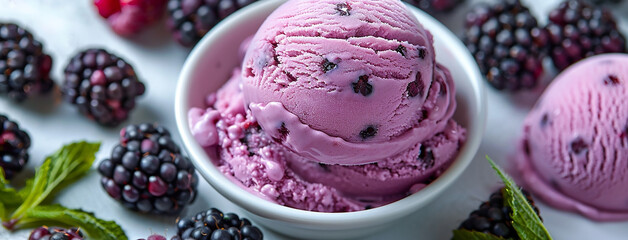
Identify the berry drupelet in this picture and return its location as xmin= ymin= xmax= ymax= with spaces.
xmin=166 ymin=0 xmax=258 ymax=47
xmin=0 ymin=114 xmax=30 ymax=180
xmin=0 ymin=23 xmax=54 ymax=101
xmin=457 ymin=187 xmax=541 ymax=239
xmin=98 ymin=123 xmax=198 ymax=214
xmin=62 ymin=49 xmax=146 ymax=127
xmin=546 ymin=0 xmax=626 ymax=71
xmin=173 ymin=208 xmax=264 ymax=240
xmin=402 ymin=0 xmax=465 ymax=12
xmin=29 ymin=226 xmax=84 ymax=240
xmin=463 ymin=0 xmax=548 ymax=91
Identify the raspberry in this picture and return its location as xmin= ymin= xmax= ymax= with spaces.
xmin=457 ymin=187 xmax=541 ymax=239
xmin=174 ymin=208 xmax=264 ymax=240
xmin=94 ymin=0 xmax=168 ymax=37
xmin=98 ymin=123 xmax=198 ymax=214
xmin=0 ymin=114 xmax=30 ymax=180
xmin=463 ymin=0 xmax=548 ymax=91
xmin=167 ymin=0 xmax=258 ymax=47
xmin=0 ymin=23 xmax=54 ymax=101
xmin=62 ymin=48 xmax=145 ymax=126
xmin=403 ymin=0 xmax=465 ymax=12
xmin=546 ymin=0 xmax=627 ymax=71
xmin=29 ymin=226 xmax=84 ymax=240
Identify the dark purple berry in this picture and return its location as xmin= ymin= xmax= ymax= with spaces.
xmin=359 ymin=125 xmax=377 ymax=139
xmin=174 ymin=208 xmax=264 ymax=240
xmin=29 ymin=226 xmax=84 ymax=240
xmin=0 ymin=114 xmax=30 ymax=179
xmin=62 ymin=49 xmax=145 ymax=126
xmin=546 ymin=0 xmax=626 ymax=71
xmin=321 ymin=58 xmax=337 ymax=73
xmin=335 ymin=3 xmax=351 ymax=16
xmin=167 ymin=0 xmax=258 ymax=47
xmin=0 ymin=23 xmax=54 ymax=102
xmin=463 ymin=0 xmax=548 ymax=91
xmin=97 ymin=123 xmax=198 ymax=214
xmin=352 ymin=75 xmax=373 ymax=96
xmin=457 ymin=187 xmax=541 ymax=239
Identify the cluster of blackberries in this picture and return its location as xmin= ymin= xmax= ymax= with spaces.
xmin=62 ymin=49 xmax=146 ymax=126
xmin=98 ymin=123 xmax=198 ymax=214
xmin=457 ymin=187 xmax=541 ymax=239
xmin=464 ymin=0 xmax=626 ymax=91
xmin=0 ymin=114 xmax=30 ymax=180
xmin=0 ymin=23 xmax=54 ymax=101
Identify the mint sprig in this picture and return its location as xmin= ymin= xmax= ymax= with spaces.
xmin=11 ymin=141 xmax=101 ymax=221
xmin=1 ymin=141 xmax=128 ymax=240
xmin=20 ymin=205 xmax=127 ymax=240
xmin=487 ymin=157 xmax=552 ymax=240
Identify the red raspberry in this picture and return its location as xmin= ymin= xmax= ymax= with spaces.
xmin=94 ymin=0 xmax=167 ymax=37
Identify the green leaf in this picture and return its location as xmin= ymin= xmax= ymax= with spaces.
xmin=22 ymin=205 xmax=127 ymax=240
xmin=11 ymin=142 xmax=101 ymax=221
xmin=0 ymin=168 xmax=21 ymax=212
xmin=452 ymin=229 xmax=508 ymax=240
xmin=487 ymin=157 xmax=552 ymax=240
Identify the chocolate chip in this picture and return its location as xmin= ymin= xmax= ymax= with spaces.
xmin=406 ymin=72 xmax=423 ymax=97
xmin=359 ymin=125 xmax=377 ymax=139
xmin=603 ymin=74 xmax=620 ymax=85
xmin=335 ymin=3 xmax=351 ymax=16
xmin=418 ymin=47 xmax=427 ymax=59
xmin=395 ymin=45 xmax=407 ymax=57
xmin=352 ymin=75 xmax=373 ymax=96
xmin=322 ymin=58 xmax=337 ymax=73
xmin=570 ymin=137 xmax=588 ymax=155
xmin=418 ymin=145 xmax=435 ymax=168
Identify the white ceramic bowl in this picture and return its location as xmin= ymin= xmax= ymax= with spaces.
xmin=175 ymin=0 xmax=486 ymax=239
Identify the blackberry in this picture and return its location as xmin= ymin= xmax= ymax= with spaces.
xmin=463 ymin=0 xmax=548 ymax=91
xmin=166 ymin=0 xmax=258 ymax=47
xmin=29 ymin=226 xmax=84 ymax=240
xmin=62 ymin=49 xmax=146 ymax=126
xmin=457 ymin=187 xmax=541 ymax=239
xmin=402 ymin=0 xmax=465 ymax=12
xmin=98 ymin=123 xmax=198 ymax=214
xmin=0 ymin=23 xmax=54 ymax=101
xmin=174 ymin=208 xmax=264 ymax=240
xmin=0 ymin=114 xmax=30 ymax=180
xmin=546 ymin=0 xmax=627 ymax=71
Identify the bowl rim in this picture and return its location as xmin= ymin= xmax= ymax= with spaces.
xmin=175 ymin=0 xmax=487 ymax=228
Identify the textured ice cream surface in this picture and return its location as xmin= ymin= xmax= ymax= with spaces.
xmin=517 ymin=53 xmax=628 ymax=221
xmin=189 ymin=66 xmax=465 ymax=212
xmin=242 ymin=0 xmax=450 ymax=165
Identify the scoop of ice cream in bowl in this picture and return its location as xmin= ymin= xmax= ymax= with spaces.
xmin=175 ymin=0 xmax=486 ymax=238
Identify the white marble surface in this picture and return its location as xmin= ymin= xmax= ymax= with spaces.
xmin=1 ymin=0 xmax=627 ymax=239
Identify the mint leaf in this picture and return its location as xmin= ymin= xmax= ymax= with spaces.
xmin=452 ymin=229 xmax=507 ymax=240
xmin=10 ymin=142 xmax=101 ymax=222
xmin=487 ymin=157 xmax=552 ymax=240
xmin=0 ymin=168 xmax=21 ymax=217
xmin=21 ymin=205 xmax=127 ymax=240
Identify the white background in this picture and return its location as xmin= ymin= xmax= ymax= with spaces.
xmin=1 ymin=0 xmax=627 ymax=239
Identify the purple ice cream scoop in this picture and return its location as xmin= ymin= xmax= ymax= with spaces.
xmin=517 ymin=53 xmax=628 ymax=221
